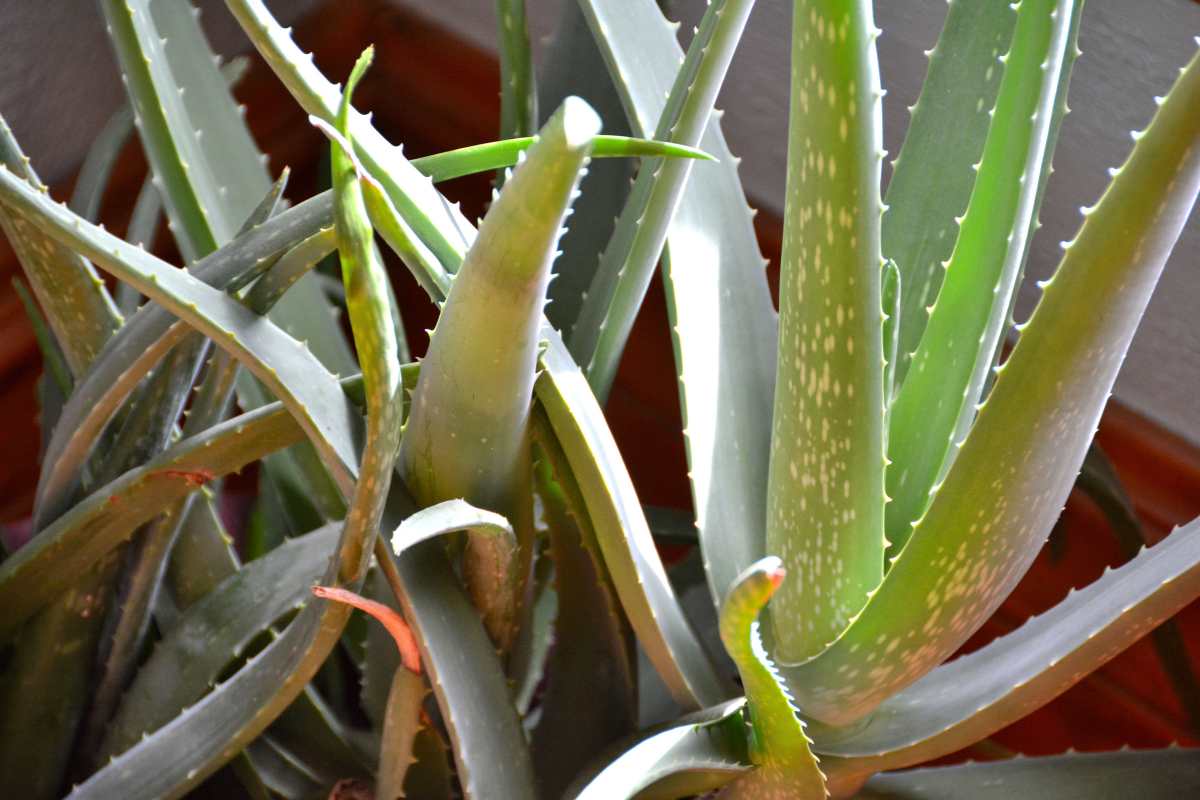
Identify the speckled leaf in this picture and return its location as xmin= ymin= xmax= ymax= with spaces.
xmin=717 ymin=558 xmax=827 ymax=799
xmin=569 ymin=0 xmax=759 ymax=401
xmin=813 ymin=515 xmax=1200 ymax=785
xmin=767 ymin=0 xmax=887 ymax=664
xmin=882 ymin=1 xmax=1016 ymax=382
xmin=583 ymin=0 xmax=780 ymax=616
xmin=783 ymin=43 xmax=1200 ymax=727
xmin=567 ymin=700 xmax=750 ymax=800
xmin=856 ymin=748 xmax=1200 ymax=799
xmin=885 ymin=0 xmax=1074 ymax=555
xmin=495 ymin=0 xmax=536 ymax=141
xmin=0 ymin=117 xmax=122 ymax=376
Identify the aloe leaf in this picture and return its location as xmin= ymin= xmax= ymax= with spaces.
xmin=766 ymin=0 xmax=888 ymax=664
xmin=567 ymin=700 xmax=750 ymax=800
xmin=1076 ymin=447 xmax=1200 ymax=730
xmin=411 ymin=135 xmax=712 ymax=184
xmin=375 ymin=668 xmax=426 ymax=800
xmin=379 ymin=492 xmax=538 ymax=800
xmin=495 ymin=0 xmax=536 ymax=141
xmin=881 ymin=259 xmax=901 ymax=405
xmin=224 ymin=0 xmax=479 ymax=272
xmin=569 ymin=0 xmax=758 ymax=401
xmin=0 ymin=177 xmax=362 ymax=501
xmin=391 ymin=499 xmax=516 ymax=549
xmin=537 ymin=326 xmax=730 ymax=709
xmin=812 ymin=515 xmax=1200 ymax=782
xmin=12 ymin=278 xmax=72 ymax=395
xmin=226 ymin=0 xmax=727 ymax=712
xmin=785 ymin=44 xmax=1200 ymax=726
xmin=885 ymin=0 xmax=1075 ymax=555
xmin=117 ymin=176 xmax=162 ymax=314
xmin=0 ymin=383 xmax=338 ymax=636
xmin=856 ymin=748 xmax=1200 ymax=799
xmin=582 ymin=0 xmax=779 ymax=613
xmin=399 ymin=96 xmax=599 ymax=651
xmin=531 ymin=447 xmax=636 ymax=799
xmin=27 ymin=192 xmax=334 ymax=529
xmin=69 ymin=107 xmax=135 ymax=222
xmin=882 ymin=2 xmax=1017 ymax=382
xmin=77 ymin=171 xmax=291 ymax=765
xmin=717 ymin=558 xmax=826 ymax=798
xmin=0 ymin=117 xmax=122 ymax=375
xmin=537 ymin=0 xmax=636 ymax=332
xmin=98 ymin=525 xmax=337 ymax=759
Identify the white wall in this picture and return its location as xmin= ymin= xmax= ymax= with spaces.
xmin=394 ymin=0 xmax=1200 ymax=445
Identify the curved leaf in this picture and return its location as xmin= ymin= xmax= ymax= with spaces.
xmin=857 ymin=748 xmax=1200 ymax=799
xmin=784 ymin=42 xmax=1200 ymax=726
xmin=813 ymin=516 xmax=1200 ymax=782
xmin=567 ymin=700 xmax=750 ymax=800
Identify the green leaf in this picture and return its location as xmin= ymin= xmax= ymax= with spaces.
xmin=537 ymin=0 xmax=635 ymax=333
xmin=495 ymin=0 xmax=536 ymax=141
xmin=0 ymin=116 xmax=122 ymax=376
xmin=567 ymin=700 xmax=750 ymax=800
xmin=531 ymin=447 xmax=636 ymax=799
xmin=28 ymin=193 xmax=334 ymax=528
xmin=882 ymin=2 xmax=1017 ymax=382
xmin=391 ymin=499 xmax=515 ymax=551
xmin=717 ymin=558 xmax=826 ymax=798
xmin=857 ymin=748 xmax=1200 ymax=799
xmin=226 ymin=0 xmax=728 ymax=713
xmin=537 ymin=326 xmax=730 ymax=709
xmin=784 ymin=44 xmax=1200 ymax=726
xmin=411 ymin=135 xmax=712 ymax=183
xmin=68 ymin=106 xmax=134 ymax=222
xmin=398 ymin=96 xmax=599 ymax=651
xmin=0 ymin=381 xmax=339 ymax=636
xmin=885 ymin=0 xmax=1076 ymax=555
xmin=569 ymin=0 xmax=759 ymax=401
xmin=582 ymin=0 xmax=780 ymax=616
xmin=379 ymin=493 xmax=538 ymax=800
xmin=766 ymin=0 xmax=888 ymax=664
xmin=99 ymin=525 xmax=339 ymax=760
xmin=881 ymin=259 xmax=900 ymax=404
xmin=812 ymin=515 xmax=1200 ymax=783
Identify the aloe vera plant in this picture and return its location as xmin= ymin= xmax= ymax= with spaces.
xmin=0 ymin=0 xmax=1198 ymax=797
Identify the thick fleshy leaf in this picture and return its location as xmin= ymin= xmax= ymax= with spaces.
xmin=30 ymin=193 xmax=334 ymax=529
xmin=583 ymin=0 xmax=779 ymax=615
xmin=227 ymin=0 xmax=727 ymax=712
xmin=494 ymin=0 xmax=536 ymax=141
xmin=882 ymin=2 xmax=1016 ymax=382
xmin=537 ymin=0 xmax=636 ymax=332
xmin=99 ymin=525 xmax=338 ymax=760
xmin=857 ymin=748 xmax=1200 ymax=799
xmin=569 ymin=0 xmax=758 ymax=401
xmin=767 ymin=0 xmax=887 ymax=663
xmin=538 ymin=324 xmax=730 ymax=709
xmin=0 ymin=117 xmax=122 ymax=375
xmin=885 ymin=0 xmax=1075 ymax=554
xmin=812 ymin=516 xmax=1200 ymax=783
xmin=399 ymin=96 xmax=599 ymax=650
xmin=784 ymin=44 xmax=1200 ymax=726
xmin=567 ymin=700 xmax=751 ymax=800
xmin=717 ymin=558 xmax=826 ymax=799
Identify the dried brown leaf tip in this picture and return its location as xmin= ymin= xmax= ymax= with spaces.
xmin=312 ymin=585 xmax=422 ymax=674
